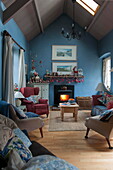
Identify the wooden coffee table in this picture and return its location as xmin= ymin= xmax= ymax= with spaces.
xmin=59 ymin=103 xmax=79 ymax=121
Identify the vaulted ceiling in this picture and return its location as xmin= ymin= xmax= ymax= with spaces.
xmin=2 ymin=0 xmax=113 ymax=41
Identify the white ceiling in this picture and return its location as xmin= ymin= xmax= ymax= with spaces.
xmin=2 ymin=0 xmax=113 ymax=41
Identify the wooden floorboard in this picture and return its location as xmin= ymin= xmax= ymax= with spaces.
xmin=29 ymin=113 xmax=113 ymax=170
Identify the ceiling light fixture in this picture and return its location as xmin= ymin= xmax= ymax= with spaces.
xmin=61 ymin=0 xmax=87 ymax=40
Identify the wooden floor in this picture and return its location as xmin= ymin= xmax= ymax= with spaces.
xmin=29 ymin=112 xmax=113 ymax=170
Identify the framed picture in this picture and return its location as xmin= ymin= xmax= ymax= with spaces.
xmin=52 ymin=45 xmax=77 ymax=61
xmin=52 ymin=62 xmax=77 ymax=75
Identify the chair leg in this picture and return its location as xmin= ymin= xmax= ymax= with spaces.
xmin=106 ymin=138 xmax=113 ymax=149
xmin=85 ymin=128 xmax=90 ymax=139
xmin=39 ymin=127 xmax=43 ymax=138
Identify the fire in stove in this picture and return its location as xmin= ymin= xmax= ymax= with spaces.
xmin=60 ymin=94 xmax=69 ymax=101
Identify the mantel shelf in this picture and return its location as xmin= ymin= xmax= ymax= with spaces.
xmin=44 ymin=75 xmax=84 ymax=78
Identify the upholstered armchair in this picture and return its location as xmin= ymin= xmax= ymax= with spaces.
xmin=20 ymin=87 xmax=49 ymax=117
xmin=85 ymin=115 xmax=113 ymax=149
xmin=0 ymin=100 xmax=44 ymax=137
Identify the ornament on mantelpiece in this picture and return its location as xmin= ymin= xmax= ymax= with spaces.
xmin=78 ymin=68 xmax=83 ymax=76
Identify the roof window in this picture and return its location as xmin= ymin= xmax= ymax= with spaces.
xmin=76 ymin=0 xmax=100 ymax=15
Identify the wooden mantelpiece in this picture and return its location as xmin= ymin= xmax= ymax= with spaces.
xmin=44 ymin=75 xmax=84 ymax=83
xmin=44 ymin=75 xmax=84 ymax=78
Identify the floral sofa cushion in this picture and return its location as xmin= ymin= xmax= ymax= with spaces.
xmin=5 ymin=151 xmax=78 ymax=170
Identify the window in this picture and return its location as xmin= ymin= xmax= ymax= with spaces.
xmin=76 ymin=0 xmax=100 ymax=16
xmin=103 ymin=57 xmax=111 ymax=91
xmin=13 ymin=47 xmax=19 ymax=90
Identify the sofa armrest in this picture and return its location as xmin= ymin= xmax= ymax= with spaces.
xmin=29 ymin=141 xmax=55 ymax=157
xmin=39 ymin=99 xmax=48 ymax=104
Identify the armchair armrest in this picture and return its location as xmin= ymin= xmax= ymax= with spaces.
xmin=16 ymin=117 xmax=44 ymax=132
xmin=22 ymin=99 xmax=33 ymax=104
xmin=39 ymin=99 xmax=48 ymax=104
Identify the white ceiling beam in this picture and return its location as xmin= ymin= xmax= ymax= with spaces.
xmin=87 ymin=1 xmax=109 ymax=32
xmin=3 ymin=0 xmax=32 ymax=24
xmin=32 ymin=0 xmax=44 ymax=33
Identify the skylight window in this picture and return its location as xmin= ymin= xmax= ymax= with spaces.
xmin=76 ymin=0 xmax=99 ymax=16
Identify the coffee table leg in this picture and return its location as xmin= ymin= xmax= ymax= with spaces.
xmin=74 ymin=108 xmax=78 ymax=122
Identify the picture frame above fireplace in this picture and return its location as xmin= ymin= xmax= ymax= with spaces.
xmin=52 ymin=62 xmax=77 ymax=75
xmin=52 ymin=45 xmax=77 ymax=61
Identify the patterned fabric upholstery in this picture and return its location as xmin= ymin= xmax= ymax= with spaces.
xmin=91 ymin=105 xmax=107 ymax=116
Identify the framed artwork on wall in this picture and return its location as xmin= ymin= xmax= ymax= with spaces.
xmin=52 ymin=62 xmax=77 ymax=75
xmin=52 ymin=45 xmax=77 ymax=61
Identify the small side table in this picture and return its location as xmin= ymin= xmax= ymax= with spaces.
xmin=17 ymin=105 xmax=27 ymax=112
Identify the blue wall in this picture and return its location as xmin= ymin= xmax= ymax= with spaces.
xmin=98 ymin=30 xmax=113 ymax=92
xmin=0 ymin=1 xmax=29 ymax=99
xmin=29 ymin=15 xmax=101 ymax=105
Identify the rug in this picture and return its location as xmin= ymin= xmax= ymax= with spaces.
xmin=49 ymin=110 xmax=91 ymax=131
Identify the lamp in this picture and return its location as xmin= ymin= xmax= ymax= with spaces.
xmin=61 ymin=0 xmax=87 ymax=40
xmin=14 ymin=91 xmax=25 ymax=107
xmin=95 ymin=83 xmax=107 ymax=95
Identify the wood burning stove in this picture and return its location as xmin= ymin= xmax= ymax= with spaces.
xmin=54 ymin=85 xmax=74 ymax=106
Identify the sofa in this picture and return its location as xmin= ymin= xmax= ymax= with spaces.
xmin=0 ymin=114 xmax=78 ymax=169
xmin=91 ymin=95 xmax=113 ymax=116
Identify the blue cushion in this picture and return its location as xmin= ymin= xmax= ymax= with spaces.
xmin=25 ymin=112 xmax=39 ymax=118
xmin=26 ymin=95 xmax=39 ymax=104
xmin=12 ymin=106 xmax=28 ymax=119
xmin=99 ymin=109 xmax=113 ymax=121
xmin=23 ymin=155 xmax=78 ymax=169
xmin=91 ymin=105 xmax=107 ymax=116
xmin=13 ymin=128 xmax=32 ymax=148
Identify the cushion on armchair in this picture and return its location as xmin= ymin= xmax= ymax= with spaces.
xmin=12 ymin=106 xmax=28 ymax=119
xmin=26 ymin=95 xmax=39 ymax=104
xmin=25 ymin=112 xmax=39 ymax=118
xmin=99 ymin=109 xmax=113 ymax=121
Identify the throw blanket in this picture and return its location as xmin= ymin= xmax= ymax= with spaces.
xmin=0 ymin=101 xmax=10 ymax=118
xmin=23 ymin=155 xmax=78 ymax=170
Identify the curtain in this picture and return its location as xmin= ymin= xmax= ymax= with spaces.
xmin=103 ymin=57 xmax=111 ymax=90
xmin=18 ymin=49 xmax=26 ymax=90
xmin=2 ymin=36 xmax=14 ymax=104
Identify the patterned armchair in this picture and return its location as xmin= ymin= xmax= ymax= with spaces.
xmin=20 ymin=87 xmax=49 ymax=117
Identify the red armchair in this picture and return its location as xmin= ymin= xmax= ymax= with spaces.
xmin=20 ymin=87 xmax=49 ymax=117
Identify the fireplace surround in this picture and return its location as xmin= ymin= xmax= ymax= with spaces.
xmin=54 ymin=85 xmax=74 ymax=106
